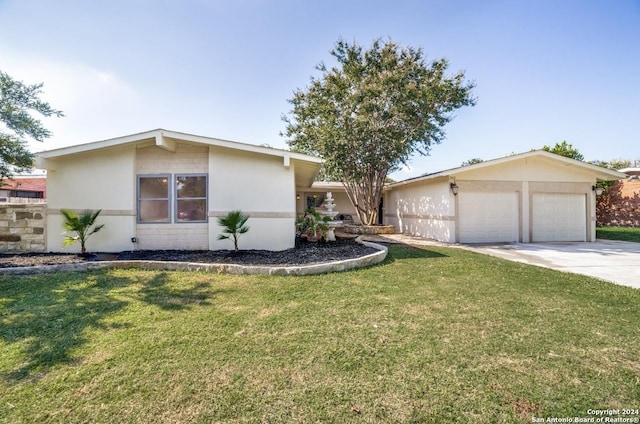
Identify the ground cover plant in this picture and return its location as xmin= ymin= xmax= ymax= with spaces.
xmin=1 ymin=245 xmax=638 ymax=423
xmin=597 ymin=226 xmax=640 ymax=243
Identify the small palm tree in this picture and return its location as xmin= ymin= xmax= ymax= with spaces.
xmin=217 ymin=210 xmax=250 ymax=251
xmin=60 ymin=209 xmax=105 ymax=254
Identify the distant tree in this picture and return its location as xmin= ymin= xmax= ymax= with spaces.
xmin=590 ymin=158 xmax=633 ymax=194
xmin=283 ymin=38 xmax=475 ymax=225
xmin=542 ymin=140 xmax=584 ymax=161
xmin=461 ymin=158 xmax=484 ymax=166
xmin=217 ymin=210 xmax=250 ymax=251
xmin=0 ymin=71 xmax=63 ymax=179
xmin=590 ymin=159 xmax=632 ymax=170
xmin=61 ymin=209 xmax=105 ymax=255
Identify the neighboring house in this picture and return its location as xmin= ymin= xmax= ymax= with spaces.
xmin=0 ymin=176 xmax=47 ymax=200
xmin=383 ymin=150 xmax=625 ymax=243
xmin=617 ymin=168 xmax=640 ymax=198
xmin=596 ymin=167 xmax=640 ymax=227
xmin=35 ymin=129 xmax=322 ymax=252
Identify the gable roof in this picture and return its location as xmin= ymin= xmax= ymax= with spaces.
xmin=35 ymin=129 xmax=323 ymax=188
xmin=388 ymin=150 xmax=627 ymax=188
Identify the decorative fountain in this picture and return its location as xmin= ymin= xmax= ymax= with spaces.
xmin=318 ymin=192 xmax=342 ymax=241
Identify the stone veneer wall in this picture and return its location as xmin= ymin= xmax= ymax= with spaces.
xmin=0 ymin=203 xmax=46 ymax=252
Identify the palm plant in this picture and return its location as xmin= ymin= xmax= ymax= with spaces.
xmin=217 ymin=210 xmax=250 ymax=251
xmin=60 ymin=209 xmax=105 ymax=254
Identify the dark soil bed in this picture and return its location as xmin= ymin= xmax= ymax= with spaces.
xmin=0 ymin=237 xmax=379 ymax=268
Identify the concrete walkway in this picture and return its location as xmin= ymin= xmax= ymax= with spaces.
xmin=366 ymin=234 xmax=640 ymax=289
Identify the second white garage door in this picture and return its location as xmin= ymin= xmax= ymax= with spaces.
xmin=458 ymin=192 xmax=519 ymax=243
xmin=531 ymin=193 xmax=586 ymax=242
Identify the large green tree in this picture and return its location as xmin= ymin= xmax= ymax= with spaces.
xmin=0 ymin=71 xmax=63 ymax=179
xmin=542 ymin=140 xmax=584 ymax=161
xmin=283 ymin=39 xmax=475 ymax=225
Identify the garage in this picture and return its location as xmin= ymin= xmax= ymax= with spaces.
xmin=531 ymin=193 xmax=586 ymax=242
xmin=385 ymin=150 xmax=626 ymax=244
xmin=458 ymin=192 xmax=519 ymax=243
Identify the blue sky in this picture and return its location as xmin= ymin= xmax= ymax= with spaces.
xmin=1 ymin=0 xmax=638 ymax=179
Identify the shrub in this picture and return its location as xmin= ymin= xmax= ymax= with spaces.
xmin=296 ymin=208 xmax=331 ymax=242
xmin=60 ymin=209 xmax=105 ymax=254
xmin=217 ymin=210 xmax=250 ymax=251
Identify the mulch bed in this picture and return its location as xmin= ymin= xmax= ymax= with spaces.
xmin=0 ymin=237 xmax=379 ymax=268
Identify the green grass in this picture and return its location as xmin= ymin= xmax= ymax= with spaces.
xmin=597 ymin=226 xmax=640 ymax=242
xmin=1 ymin=245 xmax=639 ymax=423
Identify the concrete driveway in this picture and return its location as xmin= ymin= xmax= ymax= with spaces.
xmin=366 ymin=234 xmax=639 ymax=289
xmin=464 ymin=240 xmax=640 ymax=289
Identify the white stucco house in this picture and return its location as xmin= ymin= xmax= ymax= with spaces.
xmin=35 ymin=130 xmax=625 ymax=253
xmin=36 ymin=129 xmax=322 ymax=252
xmin=383 ymin=150 xmax=625 ymax=243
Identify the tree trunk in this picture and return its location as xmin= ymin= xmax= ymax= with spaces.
xmin=342 ymin=168 xmax=387 ymax=226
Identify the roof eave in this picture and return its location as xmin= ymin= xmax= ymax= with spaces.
xmin=36 ymin=128 xmax=323 ymax=164
xmin=387 ymin=150 xmax=627 ymax=188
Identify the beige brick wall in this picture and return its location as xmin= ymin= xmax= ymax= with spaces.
xmin=135 ymin=143 xmax=210 ymax=250
xmin=136 ymin=143 xmax=208 ymax=174
xmin=0 ymin=203 xmax=47 ymax=252
xmin=135 ymin=224 xmax=208 ymax=250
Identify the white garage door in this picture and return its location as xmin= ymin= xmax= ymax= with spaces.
xmin=458 ymin=192 xmax=519 ymax=243
xmin=532 ymin=193 xmax=586 ymax=242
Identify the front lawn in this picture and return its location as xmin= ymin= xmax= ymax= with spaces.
xmin=1 ymin=245 xmax=638 ymax=423
xmin=597 ymin=226 xmax=640 ymax=242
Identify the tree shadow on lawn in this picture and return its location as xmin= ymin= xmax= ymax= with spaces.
xmin=385 ymin=243 xmax=449 ymax=261
xmin=0 ymin=270 xmax=224 ymax=381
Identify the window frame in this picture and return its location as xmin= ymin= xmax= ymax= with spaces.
xmin=137 ymin=174 xmax=171 ymax=224
xmin=174 ymin=173 xmax=208 ymax=223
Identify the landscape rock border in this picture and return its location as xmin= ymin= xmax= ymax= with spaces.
xmin=0 ymin=237 xmax=388 ymax=276
xmin=343 ymin=224 xmax=395 ymax=235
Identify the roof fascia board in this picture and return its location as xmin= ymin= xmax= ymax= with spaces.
xmin=387 ymin=150 xmax=626 ymax=188
xmin=161 ymin=130 xmax=321 ymax=163
xmin=37 ymin=129 xmax=160 ymax=158
xmin=37 ymin=128 xmax=323 ymax=165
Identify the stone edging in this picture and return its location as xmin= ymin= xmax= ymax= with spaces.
xmin=0 ymin=237 xmax=388 ymax=276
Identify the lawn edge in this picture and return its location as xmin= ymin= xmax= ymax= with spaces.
xmin=0 ymin=237 xmax=388 ymax=276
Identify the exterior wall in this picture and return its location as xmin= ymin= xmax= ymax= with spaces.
xmin=386 ymin=157 xmax=600 ymax=243
xmin=0 ymin=203 xmax=46 ymax=252
xmin=46 ymin=146 xmax=136 ymax=252
xmin=455 ymin=157 xmax=599 ymax=241
xmin=209 ymin=147 xmax=296 ymax=251
xmin=135 ymin=143 xmax=209 ymax=250
xmin=455 ymin=156 xmax=596 ymax=182
xmin=43 ymin=141 xmax=302 ymax=252
xmin=386 ymin=177 xmax=455 ymax=242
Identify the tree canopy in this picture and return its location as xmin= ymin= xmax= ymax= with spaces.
xmin=542 ymin=140 xmax=584 ymax=161
xmin=0 ymin=71 xmax=63 ymax=179
xmin=461 ymin=158 xmax=484 ymax=167
xmin=590 ymin=158 xmax=632 ymax=170
xmin=283 ymin=39 xmax=475 ymax=225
